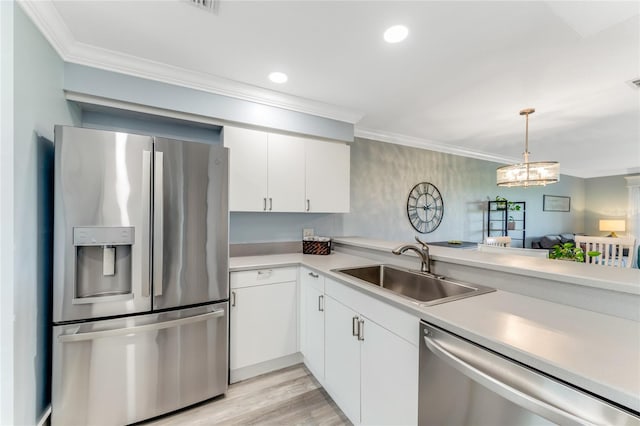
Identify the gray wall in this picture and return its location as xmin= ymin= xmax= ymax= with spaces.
xmin=230 ymin=212 xmax=343 ymax=243
xmin=584 ymin=174 xmax=631 ymax=235
xmin=11 ymin=6 xmax=79 ymax=424
xmin=343 ymin=138 xmax=585 ymax=245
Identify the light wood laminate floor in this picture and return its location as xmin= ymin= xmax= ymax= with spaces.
xmin=142 ymin=364 xmax=351 ymax=425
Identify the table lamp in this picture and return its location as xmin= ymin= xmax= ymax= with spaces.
xmin=599 ymin=219 xmax=625 ymax=237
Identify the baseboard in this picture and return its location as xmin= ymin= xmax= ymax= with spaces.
xmin=230 ymin=352 xmax=302 ymax=383
xmin=37 ymin=405 xmax=51 ymax=426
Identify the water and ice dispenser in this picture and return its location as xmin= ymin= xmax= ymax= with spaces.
xmin=73 ymin=226 xmax=135 ymax=303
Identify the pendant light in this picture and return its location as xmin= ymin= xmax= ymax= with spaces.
xmin=496 ymin=108 xmax=559 ymax=187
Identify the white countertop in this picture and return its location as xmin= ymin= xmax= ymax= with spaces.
xmin=333 ymin=237 xmax=640 ymax=295
xmin=230 ymin=251 xmax=640 ymax=412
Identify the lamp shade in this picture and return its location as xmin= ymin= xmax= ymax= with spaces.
xmin=599 ymin=219 xmax=626 ymax=232
xmin=496 ymin=161 xmax=560 ymax=187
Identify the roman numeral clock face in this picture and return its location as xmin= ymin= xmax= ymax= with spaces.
xmin=406 ymin=182 xmax=444 ymax=233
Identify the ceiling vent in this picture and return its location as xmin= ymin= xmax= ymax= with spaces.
xmin=628 ymin=78 xmax=640 ymax=89
xmin=185 ymin=0 xmax=218 ymax=14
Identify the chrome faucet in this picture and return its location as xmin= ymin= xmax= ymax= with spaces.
xmin=392 ymin=236 xmax=431 ymax=274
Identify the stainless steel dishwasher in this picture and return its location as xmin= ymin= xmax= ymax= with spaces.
xmin=419 ymin=321 xmax=640 ymax=425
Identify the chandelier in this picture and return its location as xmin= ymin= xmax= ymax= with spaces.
xmin=496 ymin=108 xmax=559 ymax=187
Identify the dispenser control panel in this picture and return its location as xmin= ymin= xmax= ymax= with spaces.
xmin=73 ymin=227 xmax=135 ymax=246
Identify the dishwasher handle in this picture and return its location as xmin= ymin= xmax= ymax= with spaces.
xmin=423 ymin=335 xmax=594 ymax=426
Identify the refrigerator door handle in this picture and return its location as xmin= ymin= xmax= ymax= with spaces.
xmin=141 ymin=150 xmax=152 ymax=297
xmin=58 ymin=309 xmax=225 ymax=343
xmin=153 ymin=151 xmax=164 ymax=297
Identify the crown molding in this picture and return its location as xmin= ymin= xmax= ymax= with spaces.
xmin=580 ymin=167 xmax=640 ymax=180
xmin=355 ymin=127 xmax=518 ymax=165
xmin=625 ymin=175 xmax=640 ymax=187
xmin=18 ymin=1 xmax=364 ymax=124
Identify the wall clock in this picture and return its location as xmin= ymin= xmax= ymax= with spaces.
xmin=406 ymin=182 xmax=444 ymax=233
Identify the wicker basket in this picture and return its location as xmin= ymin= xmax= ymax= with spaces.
xmin=303 ymin=239 xmax=332 ymax=255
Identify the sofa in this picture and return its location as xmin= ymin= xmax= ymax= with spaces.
xmin=531 ymin=233 xmax=577 ymax=251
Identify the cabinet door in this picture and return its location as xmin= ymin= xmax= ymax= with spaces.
xmin=304 ymin=285 xmax=325 ymax=381
xmin=361 ymin=317 xmax=418 ymax=425
xmin=299 ymin=267 xmax=324 ymax=359
xmin=223 ymin=126 xmax=268 ymax=211
xmin=267 ymin=133 xmax=306 ymax=212
xmin=229 ymin=281 xmax=297 ymax=370
xmin=305 ymin=139 xmax=350 ymax=213
xmin=324 ymin=295 xmax=360 ymax=424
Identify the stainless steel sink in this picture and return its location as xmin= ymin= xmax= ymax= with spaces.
xmin=332 ymin=264 xmax=494 ymax=306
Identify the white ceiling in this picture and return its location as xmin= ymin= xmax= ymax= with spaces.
xmin=22 ymin=0 xmax=640 ymax=178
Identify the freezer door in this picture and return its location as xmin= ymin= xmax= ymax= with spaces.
xmin=52 ymin=303 xmax=229 ymax=425
xmin=152 ymin=138 xmax=229 ymax=310
xmin=53 ymin=126 xmax=153 ymax=323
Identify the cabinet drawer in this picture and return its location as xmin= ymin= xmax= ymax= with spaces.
xmin=230 ymin=267 xmax=297 ymax=289
xmin=300 ymin=266 xmax=325 ymax=293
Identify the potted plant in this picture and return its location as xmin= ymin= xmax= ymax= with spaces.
xmin=495 ymin=196 xmax=522 ymax=212
xmin=507 ymin=216 xmax=516 ymax=230
xmin=495 ymin=196 xmax=508 ymax=210
xmin=548 ymin=243 xmax=600 ymax=262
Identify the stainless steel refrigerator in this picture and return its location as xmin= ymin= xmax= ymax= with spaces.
xmin=51 ymin=126 xmax=229 ymax=425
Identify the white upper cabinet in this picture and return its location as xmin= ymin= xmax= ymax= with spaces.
xmin=223 ymin=126 xmax=268 ymax=212
xmin=267 ymin=133 xmax=306 ymax=212
xmin=305 ymin=139 xmax=350 ymax=213
xmin=223 ymin=125 xmax=350 ymax=213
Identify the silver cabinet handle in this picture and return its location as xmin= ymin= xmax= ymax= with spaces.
xmin=231 ymin=291 xmax=236 ymax=307
xmin=308 ymin=272 xmax=319 ymax=278
xmin=358 ymin=319 xmax=365 ymax=341
xmin=58 ymin=309 xmax=225 ymax=343
xmin=263 ymin=197 xmax=267 ymax=211
xmin=269 ymin=197 xmax=273 ymax=211
xmin=257 ymin=269 xmax=273 ymax=277
xmin=318 ymin=295 xmax=324 ymax=312
xmin=306 ymin=199 xmax=310 ymax=212
xmin=352 ymin=316 xmax=359 ymax=337
xmin=141 ymin=150 xmax=152 ymax=297
xmin=153 ymin=151 xmax=164 ymax=297
xmin=423 ymin=335 xmax=591 ymax=426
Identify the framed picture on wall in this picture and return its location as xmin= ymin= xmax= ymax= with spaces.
xmin=543 ymin=195 xmax=570 ymax=212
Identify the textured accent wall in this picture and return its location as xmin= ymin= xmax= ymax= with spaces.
xmin=344 ymin=137 xmax=495 ymax=242
xmin=345 ymin=137 xmax=586 ymax=245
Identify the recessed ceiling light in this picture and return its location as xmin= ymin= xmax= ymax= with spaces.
xmin=384 ymin=25 xmax=408 ymax=43
xmin=268 ymin=72 xmax=288 ymax=84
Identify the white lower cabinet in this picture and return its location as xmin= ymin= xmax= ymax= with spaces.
xmin=324 ymin=295 xmax=362 ymax=423
xmin=230 ymin=265 xmax=418 ymax=424
xmin=229 ymin=267 xmax=298 ymax=382
xmin=324 ymin=279 xmax=418 ymax=426
xmin=303 ymin=285 xmax=325 ymax=379
xmin=360 ymin=317 xmax=418 ymax=425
